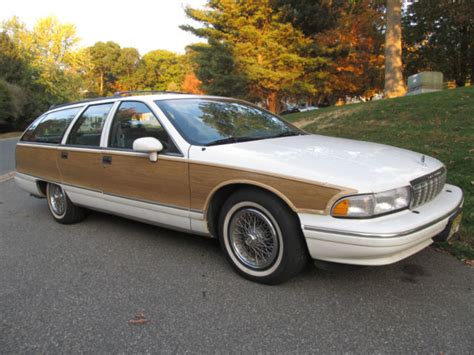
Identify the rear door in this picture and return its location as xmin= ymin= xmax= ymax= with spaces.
xmin=58 ymin=103 xmax=115 ymax=193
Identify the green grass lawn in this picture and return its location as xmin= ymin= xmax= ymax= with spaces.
xmin=284 ymin=87 xmax=474 ymax=261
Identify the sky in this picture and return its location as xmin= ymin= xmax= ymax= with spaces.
xmin=1 ymin=0 xmax=207 ymax=55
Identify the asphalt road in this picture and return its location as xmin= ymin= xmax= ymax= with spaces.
xmin=0 ymin=179 xmax=473 ymax=353
xmin=0 ymin=137 xmax=18 ymax=175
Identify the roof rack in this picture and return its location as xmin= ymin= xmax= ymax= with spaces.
xmin=48 ymin=90 xmax=187 ymax=110
xmin=113 ymin=90 xmax=185 ymax=97
xmin=48 ymin=97 xmax=113 ymax=110
xmin=48 ymin=90 xmax=190 ymax=110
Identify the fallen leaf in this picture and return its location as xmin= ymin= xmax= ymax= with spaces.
xmin=129 ymin=312 xmax=149 ymax=325
xmin=464 ymin=259 xmax=474 ymax=267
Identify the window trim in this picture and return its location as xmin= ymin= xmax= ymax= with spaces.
xmin=60 ymin=105 xmax=90 ymax=145
xmin=64 ymin=101 xmax=117 ymax=149
xmin=104 ymin=99 xmax=183 ymax=157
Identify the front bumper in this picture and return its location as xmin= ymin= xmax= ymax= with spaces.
xmin=300 ymin=184 xmax=463 ymax=266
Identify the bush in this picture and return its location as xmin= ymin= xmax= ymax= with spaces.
xmin=0 ymin=79 xmax=30 ymax=132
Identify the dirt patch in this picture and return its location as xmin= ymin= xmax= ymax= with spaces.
xmin=294 ymin=105 xmax=363 ymax=129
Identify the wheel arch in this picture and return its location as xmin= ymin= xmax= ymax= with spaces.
xmin=36 ymin=180 xmax=48 ymax=197
xmin=205 ymin=180 xmax=299 ymax=237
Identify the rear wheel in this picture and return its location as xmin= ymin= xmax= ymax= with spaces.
xmin=46 ymin=183 xmax=86 ymax=224
xmin=218 ymin=188 xmax=308 ymax=284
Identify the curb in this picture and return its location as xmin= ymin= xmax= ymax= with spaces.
xmin=0 ymin=171 xmax=15 ymax=183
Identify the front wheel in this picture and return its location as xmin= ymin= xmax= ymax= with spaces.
xmin=46 ymin=183 xmax=86 ymax=224
xmin=218 ymin=188 xmax=308 ymax=284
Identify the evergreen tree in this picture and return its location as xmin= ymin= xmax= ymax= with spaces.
xmin=182 ymin=0 xmax=323 ymax=112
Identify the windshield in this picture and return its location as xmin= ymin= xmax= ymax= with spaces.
xmin=155 ymin=98 xmax=303 ymax=146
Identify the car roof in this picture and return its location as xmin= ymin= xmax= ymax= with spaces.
xmin=47 ymin=92 xmax=227 ymax=114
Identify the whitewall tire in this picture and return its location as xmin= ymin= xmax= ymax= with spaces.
xmin=46 ymin=183 xmax=86 ymax=224
xmin=218 ymin=187 xmax=308 ymax=284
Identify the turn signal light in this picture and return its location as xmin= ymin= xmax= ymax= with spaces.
xmin=332 ymin=199 xmax=349 ymax=216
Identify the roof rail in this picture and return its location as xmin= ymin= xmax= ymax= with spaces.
xmin=113 ymin=90 xmax=185 ymax=97
xmin=48 ymin=90 xmax=188 ymax=111
xmin=48 ymin=96 xmax=113 ymax=110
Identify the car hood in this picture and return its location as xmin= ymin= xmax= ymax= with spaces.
xmin=188 ymin=134 xmax=444 ymax=192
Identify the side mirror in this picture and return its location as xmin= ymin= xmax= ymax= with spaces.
xmin=133 ymin=137 xmax=163 ymax=162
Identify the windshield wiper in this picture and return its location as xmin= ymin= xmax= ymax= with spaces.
xmin=269 ymin=131 xmax=302 ymax=138
xmin=205 ymin=136 xmax=260 ymax=146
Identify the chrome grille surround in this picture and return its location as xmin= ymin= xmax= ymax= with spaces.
xmin=410 ymin=167 xmax=447 ymax=209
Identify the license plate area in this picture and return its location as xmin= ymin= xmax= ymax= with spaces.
xmin=448 ymin=212 xmax=463 ymax=240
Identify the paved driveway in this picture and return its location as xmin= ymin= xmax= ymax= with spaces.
xmin=0 ymin=137 xmax=18 ymax=175
xmin=0 ymin=179 xmax=473 ymax=353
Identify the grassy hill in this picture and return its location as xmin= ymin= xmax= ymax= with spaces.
xmin=284 ymin=87 xmax=474 ymax=260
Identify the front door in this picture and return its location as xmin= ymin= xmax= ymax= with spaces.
xmin=100 ymin=101 xmax=190 ymax=229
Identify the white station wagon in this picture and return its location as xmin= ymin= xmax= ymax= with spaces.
xmin=15 ymin=92 xmax=464 ymax=284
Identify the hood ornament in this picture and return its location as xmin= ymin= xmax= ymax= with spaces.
xmin=421 ymin=154 xmax=426 ymax=166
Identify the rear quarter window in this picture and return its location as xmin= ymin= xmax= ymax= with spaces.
xmin=21 ymin=107 xmax=82 ymax=144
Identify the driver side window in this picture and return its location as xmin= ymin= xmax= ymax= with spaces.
xmin=108 ymin=101 xmax=177 ymax=153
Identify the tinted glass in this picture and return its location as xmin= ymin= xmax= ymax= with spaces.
xmin=67 ymin=103 xmax=113 ymax=147
xmin=21 ymin=107 xmax=81 ymax=144
xmin=155 ymin=99 xmax=300 ymax=146
xmin=109 ymin=101 xmax=176 ymax=152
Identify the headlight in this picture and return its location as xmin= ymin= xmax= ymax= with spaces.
xmin=331 ymin=187 xmax=411 ymax=218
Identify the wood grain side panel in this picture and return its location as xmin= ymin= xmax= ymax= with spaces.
xmin=102 ymin=154 xmax=190 ymax=208
xmin=189 ymin=163 xmax=343 ymax=213
xmin=16 ymin=145 xmax=61 ymax=182
xmin=58 ymin=150 xmax=103 ymax=191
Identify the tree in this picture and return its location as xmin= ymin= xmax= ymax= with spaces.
xmin=182 ymin=0 xmax=322 ymax=112
xmin=181 ymin=72 xmax=204 ymax=94
xmin=186 ymin=40 xmax=248 ymax=98
xmin=0 ymin=79 xmax=29 ymax=130
xmin=273 ymin=0 xmax=385 ymax=103
xmin=2 ymin=16 xmax=84 ymax=103
xmin=384 ymin=0 xmax=405 ymax=98
xmin=114 ymin=47 xmax=141 ymax=91
xmin=403 ymin=0 xmax=474 ymax=86
xmin=133 ymin=50 xmax=186 ymax=91
xmin=0 ymin=30 xmax=50 ymax=129
xmin=87 ymin=41 xmax=122 ymax=95
xmin=0 ymin=32 xmax=30 ymax=84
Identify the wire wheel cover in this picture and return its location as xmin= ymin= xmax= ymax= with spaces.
xmin=49 ymin=185 xmax=66 ymax=216
xmin=228 ymin=208 xmax=279 ymax=269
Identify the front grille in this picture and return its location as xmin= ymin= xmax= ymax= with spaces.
xmin=410 ymin=167 xmax=447 ymax=209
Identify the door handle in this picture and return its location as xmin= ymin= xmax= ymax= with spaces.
xmin=61 ymin=151 xmax=68 ymax=159
xmin=102 ymin=156 xmax=112 ymax=165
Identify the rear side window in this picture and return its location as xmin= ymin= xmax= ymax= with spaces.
xmin=21 ymin=107 xmax=81 ymax=144
xmin=67 ymin=103 xmax=114 ymax=147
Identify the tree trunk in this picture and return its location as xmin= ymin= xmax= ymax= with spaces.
xmin=456 ymin=25 xmax=468 ymax=87
xmin=384 ymin=0 xmax=406 ymax=98
xmin=267 ymin=92 xmax=281 ymax=113
xmin=99 ymin=71 xmax=104 ymax=96
xmin=471 ymin=40 xmax=474 ymax=86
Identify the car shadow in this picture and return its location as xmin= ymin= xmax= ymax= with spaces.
xmin=83 ymin=209 xmax=446 ymax=290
